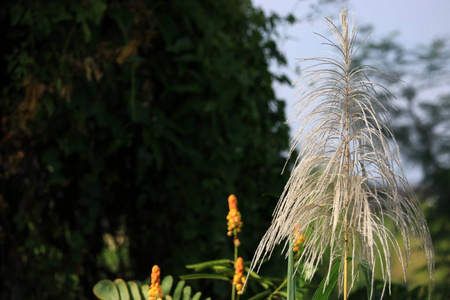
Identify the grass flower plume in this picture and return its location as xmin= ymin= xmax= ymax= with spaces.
xmin=250 ymin=7 xmax=434 ymax=298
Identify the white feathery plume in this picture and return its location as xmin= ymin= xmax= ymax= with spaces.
xmin=249 ymin=7 xmax=434 ymax=299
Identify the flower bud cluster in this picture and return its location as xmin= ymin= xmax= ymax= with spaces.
xmin=227 ymin=194 xmax=243 ymax=237
xmin=148 ymin=265 xmax=164 ymax=300
xmin=233 ymin=257 xmax=246 ymax=294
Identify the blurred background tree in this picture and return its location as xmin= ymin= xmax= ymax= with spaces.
xmin=0 ymin=0 xmax=294 ymax=298
xmin=353 ymin=34 xmax=450 ymax=299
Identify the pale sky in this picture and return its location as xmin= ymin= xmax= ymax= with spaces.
xmin=252 ymin=0 xmax=450 ymax=185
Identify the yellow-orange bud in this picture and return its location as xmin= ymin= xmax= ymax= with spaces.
xmin=293 ymin=225 xmax=306 ymax=252
xmin=148 ymin=265 xmax=164 ymax=300
xmin=233 ymin=257 xmax=245 ymax=294
xmin=233 ymin=236 xmax=241 ymax=247
xmin=228 ymin=194 xmax=238 ymax=210
xmin=293 ymin=234 xmax=305 ymax=252
xmin=226 ymin=194 xmax=243 ymax=237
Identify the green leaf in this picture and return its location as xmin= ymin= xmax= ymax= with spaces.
xmin=93 ymin=280 xmax=120 ymax=300
xmin=191 ymin=292 xmax=202 ymax=300
xmin=127 ymin=281 xmax=143 ymax=300
xmin=354 ymin=257 xmax=373 ymax=300
xmin=247 ymin=290 xmax=272 ymax=300
xmin=182 ymin=286 xmax=191 ymax=300
xmin=81 ymin=20 xmax=91 ymax=42
xmin=114 ymin=279 xmax=130 ymax=300
xmin=161 ymin=275 xmax=174 ymax=296
xmin=88 ymin=0 xmax=107 ymax=24
xmin=185 ymin=259 xmax=232 ymax=271
xmin=277 ymin=291 xmax=288 ymax=297
xmin=172 ymin=280 xmax=186 ymax=300
xmin=211 ymin=265 xmax=233 ymax=273
xmin=141 ymin=284 xmax=149 ymax=299
xmin=246 ymin=268 xmax=272 ymax=288
xmin=179 ymin=274 xmax=229 ymax=281
xmin=311 ymin=259 xmax=341 ymax=300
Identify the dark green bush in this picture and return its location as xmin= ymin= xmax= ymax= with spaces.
xmin=0 ymin=0 xmax=292 ymax=298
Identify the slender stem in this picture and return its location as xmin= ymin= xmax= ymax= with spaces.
xmin=287 ymin=239 xmax=295 ymax=300
xmin=232 ymin=283 xmax=236 ymax=300
xmin=231 ymin=246 xmax=237 ymax=300
xmin=344 ymin=239 xmax=348 ymax=300
xmin=272 ymin=278 xmax=287 ymax=296
xmin=344 ymin=34 xmax=351 ymax=300
xmin=232 ymin=229 xmax=238 ymax=300
xmin=233 ymin=229 xmax=238 ymax=261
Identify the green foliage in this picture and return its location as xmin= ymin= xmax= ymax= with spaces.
xmin=311 ymin=260 xmax=340 ymax=300
xmin=0 ymin=0 xmax=293 ymax=299
xmin=94 ymin=280 xmax=121 ymax=300
xmin=354 ymin=258 xmax=374 ymax=300
xmin=350 ymin=281 xmax=428 ymax=300
xmin=180 ymin=257 xmax=291 ymax=299
xmin=93 ymin=275 xmax=210 ymax=300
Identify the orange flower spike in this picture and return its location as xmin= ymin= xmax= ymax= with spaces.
xmin=226 ymin=194 xmax=243 ymax=237
xmin=228 ymin=194 xmax=238 ymax=210
xmin=233 ymin=257 xmax=246 ymax=294
xmin=292 ymin=225 xmax=306 ymax=252
xmin=148 ymin=265 xmax=164 ymax=300
xmin=151 ymin=265 xmax=160 ymax=285
xmin=293 ymin=234 xmax=306 ymax=252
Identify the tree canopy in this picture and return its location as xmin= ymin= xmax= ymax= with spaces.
xmin=0 ymin=0 xmax=293 ymax=298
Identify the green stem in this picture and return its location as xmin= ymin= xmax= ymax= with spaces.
xmin=232 ymin=229 xmax=238 ymax=300
xmin=287 ymin=239 xmax=295 ymax=300
xmin=271 ymin=278 xmax=287 ymax=297
xmin=344 ymin=241 xmax=348 ymax=300
xmin=233 ymin=228 xmax=239 ymax=261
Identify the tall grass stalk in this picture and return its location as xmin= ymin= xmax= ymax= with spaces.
xmin=250 ymin=7 xmax=434 ymax=299
xmin=287 ymin=239 xmax=295 ymax=300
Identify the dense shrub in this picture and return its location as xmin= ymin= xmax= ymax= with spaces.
xmin=0 ymin=1 xmax=293 ymax=298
